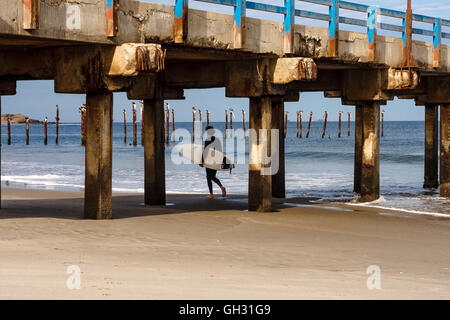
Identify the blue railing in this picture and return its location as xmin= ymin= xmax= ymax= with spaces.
xmin=172 ymin=0 xmax=449 ymax=64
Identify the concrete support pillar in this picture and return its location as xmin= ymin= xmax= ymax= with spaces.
xmin=424 ymin=104 xmax=439 ymax=189
xmin=0 ymin=96 xmax=2 ymax=209
xmin=84 ymin=92 xmax=113 ymax=219
xmin=440 ymin=104 xmax=450 ymax=197
xmin=143 ymin=99 xmax=166 ymax=205
xmin=354 ymin=104 xmax=363 ymax=194
xmin=271 ymin=100 xmax=285 ymax=198
xmin=360 ymin=102 xmax=380 ymax=202
xmin=249 ymin=97 xmax=272 ymax=212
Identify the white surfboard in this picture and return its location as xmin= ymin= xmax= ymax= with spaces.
xmin=174 ymin=143 xmax=235 ymax=172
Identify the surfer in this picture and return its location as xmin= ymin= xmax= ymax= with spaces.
xmin=200 ymin=126 xmax=227 ymax=199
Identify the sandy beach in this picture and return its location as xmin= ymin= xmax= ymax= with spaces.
xmin=0 ymin=187 xmax=450 ymax=299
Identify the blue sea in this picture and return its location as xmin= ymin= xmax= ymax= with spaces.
xmin=1 ymin=121 xmax=449 ymax=217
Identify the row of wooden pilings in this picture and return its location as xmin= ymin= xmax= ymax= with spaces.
xmin=4 ymin=104 xmax=386 ymax=145
xmin=4 ymin=105 xmax=60 ymax=145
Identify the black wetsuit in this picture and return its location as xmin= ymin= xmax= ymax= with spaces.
xmin=204 ymin=136 xmax=223 ymax=194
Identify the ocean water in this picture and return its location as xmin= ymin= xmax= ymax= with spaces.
xmin=1 ymin=121 xmax=449 ymax=217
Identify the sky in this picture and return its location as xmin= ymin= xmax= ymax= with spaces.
xmin=1 ymin=0 xmax=449 ymax=123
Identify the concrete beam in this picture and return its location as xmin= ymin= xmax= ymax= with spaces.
xmin=343 ymin=68 xmax=420 ymax=102
xmin=164 ymin=61 xmax=226 ymax=89
xmin=55 ymin=44 xmax=164 ymax=93
xmin=272 ymin=58 xmax=317 ymax=84
xmin=427 ymin=77 xmax=450 ymax=103
xmin=424 ymin=104 xmax=439 ymax=189
xmin=0 ymin=49 xmax=54 ymax=80
xmin=343 ymin=69 xmax=392 ymax=102
xmin=226 ymin=58 xmax=316 ymax=97
xmin=127 ymin=75 xmax=184 ymax=100
xmin=324 ymin=90 xmax=341 ymax=98
xmin=0 ymin=80 xmax=16 ymax=95
xmin=84 ymin=92 xmax=113 ymax=219
xmin=441 ymin=104 xmax=450 ymax=197
xmin=249 ymin=96 xmax=272 ymax=212
xmin=289 ymin=70 xmax=341 ymax=92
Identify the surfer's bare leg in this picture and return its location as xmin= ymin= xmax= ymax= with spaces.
xmin=206 ymin=168 xmax=215 ymax=198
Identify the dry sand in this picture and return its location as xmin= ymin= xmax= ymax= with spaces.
xmin=0 ymin=187 xmax=450 ymax=299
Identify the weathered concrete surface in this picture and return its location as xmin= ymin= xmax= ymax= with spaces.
xmin=360 ymin=102 xmax=380 ymax=202
xmin=353 ymin=104 xmax=362 ymax=194
xmin=424 ymin=104 xmax=439 ymax=189
xmin=271 ymin=101 xmax=285 ymax=199
xmin=0 ymin=0 xmax=449 ymax=72
xmin=343 ymin=69 xmax=419 ymax=102
xmin=441 ymin=104 xmax=450 ymax=197
xmin=249 ymin=97 xmax=272 ymax=212
xmin=84 ymin=92 xmax=113 ymax=219
xmin=54 ymin=44 xmax=164 ymax=93
xmin=143 ymin=98 xmax=166 ymax=205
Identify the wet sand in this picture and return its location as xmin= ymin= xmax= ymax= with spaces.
xmin=0 ymin=187 xmax=450 ymax=299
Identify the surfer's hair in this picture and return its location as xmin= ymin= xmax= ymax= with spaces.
xmin=206 ymin=125 xmax=214 ymax=130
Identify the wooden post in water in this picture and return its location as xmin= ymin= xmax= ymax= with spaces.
xmin=141 ymin=101 xmax=144 ymax=146
xmin=206 ymin=110 xmax=210 ymax=127
xmin=284 ymin=111 xmax=288 ymax=138
xmin=381 ymin=109 xmax=385 ymax=137
xmin=322 ymin=111 xmax=328 ymax=139
xmin=225 ymin=110 xmax=228 ymax=138
xmin=123 ymin=109 xmax=127 ymax=144
xmin=242 ymin=110 xmax=246 ymax=134
xmin=348 ymin=111 xmax=351 ymax=136
xmin=172 ymin=108 xmax=175 ymax=141
xmin=192 ymin=107 xmax=196 ymax=141
xmin=199 ymin=109 xmax=202 ymax=135
xmin=7 ymin=117 xmax=11 ymax=145
xmin=44 ymin=117 xmax=48 ymax=145
xmin=299 ymin=111 xmax=303 ymax=138
xmin=55 ymin=105 xmax=59 ymax=144
xmin=296 ymin=111 xmax=299 ymax=138
xmin=165 ymin=103 xmax=170 ymax=145
xmin=229 ymin=108 xmax=234 ymax=137
xmin=306 ymin=112 xmax=313 ymax=138
xmin=79 ymin=106 xmax=87 ymax=146
xmin=338 ymin=111 xmax=343 ymax=138
xmin=25 ymin=118 xmax=30 ymax=145
xmin=132 ymin=102 xmax=137 ymax=146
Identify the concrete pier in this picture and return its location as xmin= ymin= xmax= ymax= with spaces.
xmin=441 ymin=104 xmax=450 ymax=197
xmin=424 ymin=104 xmax=439 ymax=189
xmin=0 ymin=0 xmax=449 ymax=216
xmin=249 ymin=97 xmax=272 ymax=212
xmin=360 ymin=102 xmax=380 ymax=202
xmin=84 ymin=93 xmax=113 ymax=219
xmin=143 ymin=99 xmax=166 ymax=205
xmin=354 ymin=105 xmax=363 ymax=194
xmin=271 ymin=101 xmax=285 ymax=199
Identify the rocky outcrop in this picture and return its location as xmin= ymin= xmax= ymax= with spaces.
xmin=1 ymin=114 xmax=43 ymax=124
